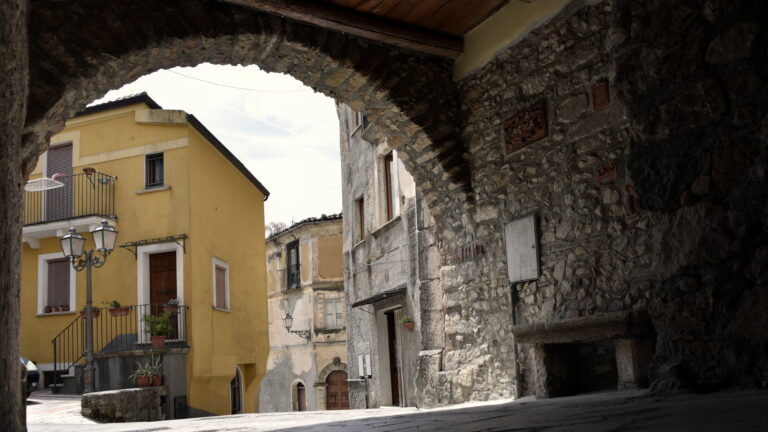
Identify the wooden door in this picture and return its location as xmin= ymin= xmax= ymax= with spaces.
xmin=325 ymin=370 xmax=350 ymax=410
xmin=386 ymin=310 xmax=400 ymax=406
xmin=45 ymin=143 xmax=72 ymax=221
xmin=149 ymin=252 xmax=177 ymax=308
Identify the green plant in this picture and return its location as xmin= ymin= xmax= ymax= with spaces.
xmin=104 ymin=300 xmax=121 ymax=308
xmin=129 ymin=354 xmax=165 ymax=380
xmin=399 ymin=316 xmax=413 ymax=324
xmin=143 ymin=311 xmax=173 ymax=336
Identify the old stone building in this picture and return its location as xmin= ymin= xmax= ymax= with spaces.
xmin=259 ymin=215 xmax=349 ymax=412
xmin=3 ymin=0 xmax=768 ymax=428
xmin=338 ymin=105 xmax=439 ymax=408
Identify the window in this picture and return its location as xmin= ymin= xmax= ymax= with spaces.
xmin=286 ymin=241 xmax=300 ymax=290
xmin=348 ymin=109 xmax=370 ymax=135
xmin=356 ymin=196 xmax=365 ymax=242
xmin=382 ymin=151 xmax=400 ymax=221
xmin=38 ymin=253 xmax=75 ymax=314
xmin=324 ymin=298 xmax=343 ymax=329
xmin=212 ymin=257 xmax=229 ymax=310
xmin=145 ymin=153 xmax=164 ymax=189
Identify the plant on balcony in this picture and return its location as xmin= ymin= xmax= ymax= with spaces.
xmin=79 ymin=307 xmax=100 ymax=319
xmin=163 ymin=298 xmax=180 ymax=313
xmin=143 ymin=311 xmax=173 ymax=348
xmin=104 ymin=300 xmax=130 ymax=317
xmin=44 ymin=306 xmax=52 ymax=314
xmin=400 ymin=316 xmax=415 ymax=331
xmin=129 ymin=354 xmax=166 ymax=387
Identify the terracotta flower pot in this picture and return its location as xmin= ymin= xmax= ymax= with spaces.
xmin=403 ymin=322 xmax=415 ymax=331
xmin=151 ymin=375 xmax=162 ymax=386
xmin=109 ymin=307 xmax=130 ymax=317
xmin=151 ymin=335 xmax=166 ymax=348
xmin=135 ymin=375 xmax=151 ymax=387
xmin=80 ymin=309 xmax=101 ymax=319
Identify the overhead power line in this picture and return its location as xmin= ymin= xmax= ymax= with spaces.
xmin=167 ymin=69 xmax=312 ymax=93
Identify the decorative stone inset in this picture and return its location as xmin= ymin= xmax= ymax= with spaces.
xmin=592 ymin=80 xmax=610 ymax=110
xmin=503 ymin=102 xmax=548 ymax=154
xmin=596 ymin=161 xmax=618 ymax=185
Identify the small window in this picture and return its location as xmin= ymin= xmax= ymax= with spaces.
xmin=145 ymin=153 xmax=164 ymax=189
xmin=356 ymin=196 xmax=365 ymax=242
xmin=286 ymin=241 xmax=300 ymax=290
xmin=46 ymin=259 xmax=71 ymax=312
xmin=324 ymin=298 xmax=343 ymax=329
xmin=382 ymin=152 xmax=400 ymax=221
xmin=348 ymin=110 xmax=370 ymax=136
xmin=212 ymin=258 xmax=229 ymax=310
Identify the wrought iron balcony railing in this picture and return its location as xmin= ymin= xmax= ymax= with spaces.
xmin=24 ymin=172 xmax=117 ymax=226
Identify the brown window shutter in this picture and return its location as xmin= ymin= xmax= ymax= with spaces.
xmin=47 ymin=259 xmax=71 ymax=308
xmin=215 ymin=265 xmax=227 ymax=309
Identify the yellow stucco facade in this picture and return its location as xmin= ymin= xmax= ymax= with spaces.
xmin=19 ymin=94 xmax=269 ymax=416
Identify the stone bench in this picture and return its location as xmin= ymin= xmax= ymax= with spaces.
xmin=511 ymin=310 xmax=655 ymax=398
xmin=81 ymin=386 xmax=167 ymax=422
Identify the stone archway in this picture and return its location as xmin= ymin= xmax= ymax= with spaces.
xmin=2 ymin=2 xmax=475 ymax=426
xmin=314 ymin=359 xmax=348 ymax=411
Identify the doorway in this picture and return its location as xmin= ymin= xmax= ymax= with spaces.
xmin=296 ymin=382 xmax=307 ymax=411
xmin=149 ymin=251 xmax=178 ymax=337
xmin=230 ymin=367 xmax=243 ymax=414
xmin=45 ymin=143 xmax=72 ymax=221
xmin=325 ymin=370 xmax=350 ymax=410
xmin=385 ymin=309 xmax=401 ymax=406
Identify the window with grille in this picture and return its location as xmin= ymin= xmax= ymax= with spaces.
xmin=213 ymin=258 xmax=229 ymax=310
xmin=145 ymin=153 xmax=164 ymax=189
xmin=324 ymin=298 xmax=343 ymax=329
xmin=286 ymin=241 xmax=300 ymax=290
xmin=46 ymin=259 xmax=71 ymax=311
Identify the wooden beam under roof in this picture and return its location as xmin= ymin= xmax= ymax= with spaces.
xmin=221 ymin=0 xmax=464 ymax=59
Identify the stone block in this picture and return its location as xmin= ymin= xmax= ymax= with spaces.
xmin=81 ymin=387 xmax=167 ymax=423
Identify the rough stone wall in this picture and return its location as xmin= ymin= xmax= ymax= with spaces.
xmin=434 ymin=0 xmax=768 ymax=401
xmin=81 ymin=387 xmax=167 ymax=422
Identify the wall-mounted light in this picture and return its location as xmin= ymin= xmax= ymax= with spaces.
xmin=283 ymin=313 xmax=311 ymax=341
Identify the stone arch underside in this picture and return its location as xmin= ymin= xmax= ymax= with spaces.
xmin=24 ymin=0 xmax=471 ymax=217
xmin=315 ymin=361 xmax=348 ymax=386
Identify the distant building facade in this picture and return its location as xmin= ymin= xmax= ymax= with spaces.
xmin=338 ymin=104 xmax=442 ymax=408
xmin=259 ymin=215 xmax=349 ymax=412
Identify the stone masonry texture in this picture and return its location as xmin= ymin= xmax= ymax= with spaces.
xmin=8 ymin=0 xmax=768 ymax=415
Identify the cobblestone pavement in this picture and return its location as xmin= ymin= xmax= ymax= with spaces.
xmin=27 ymin=390 xmax=768 ymax=432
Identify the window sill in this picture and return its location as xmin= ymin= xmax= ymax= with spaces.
xmin=36 ymin=311 xmax=76 ymax=317
xmin=371 ymin=215 xmax=401 ymax=238
xmin=136 ymin=186 xmax=171 ymax=195
xmin=212 ymin=306 xmax=230 ymax=313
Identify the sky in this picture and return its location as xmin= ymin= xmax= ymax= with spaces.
xmin=90 ymin=64 xmax=342 ymax=226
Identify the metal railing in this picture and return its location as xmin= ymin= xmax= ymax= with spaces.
xmin=51 ymin=303 xmax=189 ymax=392
xmin=24 ymin=172 xmax=117 ymax=225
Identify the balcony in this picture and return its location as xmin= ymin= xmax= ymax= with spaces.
xmin=23 ymin=172 xmax=117 ymax=247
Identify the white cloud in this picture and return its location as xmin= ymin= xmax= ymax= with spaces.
xmin=91 ymin=64 xmax=342 ymax=225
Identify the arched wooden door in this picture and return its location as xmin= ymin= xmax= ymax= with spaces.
xmin=325 ymin=370 xmax=350 ymax=410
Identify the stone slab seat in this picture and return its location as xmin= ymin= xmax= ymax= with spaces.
xmin=510 ymin=310 xmax=655 ymax=397
xmin=509 ymin=310 xmax=653 ymax=344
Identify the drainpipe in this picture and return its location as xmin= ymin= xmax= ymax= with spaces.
xmin=510 ymin=282 xmax=522 ymax=398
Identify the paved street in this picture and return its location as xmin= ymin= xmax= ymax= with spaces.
xmin=27 ymin=389 xmax=768 ymax=431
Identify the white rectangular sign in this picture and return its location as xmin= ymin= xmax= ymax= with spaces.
xmin=505 ymin=214 xmax=540 ymax=283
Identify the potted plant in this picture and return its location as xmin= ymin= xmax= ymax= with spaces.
xmin=400 ymin=316 xmax=415 ymax=331
xmin=163 ymin=298 xmax=180 ymax=313
xmin=53 ymin=305 xmax=62 ymax=313
xmin=44 ymin=306 xmax=52 ymax=314
xmin=62 ymin=304 xmax=70 ymax=312
xmin=104 ymin=300 xmax=130 ymax=317
xmin=129 ymin=354 xmax=165 ymax=387
xmin=143 ymin=311 xmax=172 ymax=348
xmin=79 ymin=307 xmax=100 ymax=319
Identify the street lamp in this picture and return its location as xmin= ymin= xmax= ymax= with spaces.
xmin=283 ymin=313 xmax=311 ymax=341
xmin=59 ymin=220 xmax=118 ymax=393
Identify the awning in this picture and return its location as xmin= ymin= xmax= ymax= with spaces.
xmin=351 ymin=286 xmax=407 ymax=308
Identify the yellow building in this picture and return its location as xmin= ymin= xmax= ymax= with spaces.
xmin=19 ymin=93 xmax=269 ymax=417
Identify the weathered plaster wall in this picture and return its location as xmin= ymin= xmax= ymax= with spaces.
xmin=261 ymin=218 xmax=347 ymax=412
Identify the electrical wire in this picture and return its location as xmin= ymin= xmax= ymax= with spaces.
xmin=166 ymin=69 xmax=312 ymax=93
